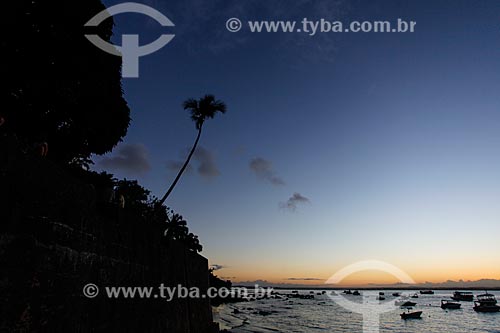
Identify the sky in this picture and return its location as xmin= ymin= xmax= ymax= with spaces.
xmin=94 ymin=0 xmax=500 ymax=286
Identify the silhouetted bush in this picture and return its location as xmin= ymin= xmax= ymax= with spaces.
xmin=209 ymin=270 xmax=233 ymax=306
xmin=164 ymin=209 xmax=203 ymax=252
xmin=64 ymin=169 xmax=205 ymax=253
xmin=115 ymin=179 xmax=151 ymax=211
xmin=1 ymin=0 xmax=130 ymax=166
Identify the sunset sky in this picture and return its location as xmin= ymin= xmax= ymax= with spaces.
xmin=94 ymin=0 xmax=500 ymax=285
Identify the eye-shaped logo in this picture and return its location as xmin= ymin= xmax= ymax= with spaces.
xmin=326 ymin=260 xmax=416 ymax=333
xmin=85 ymin=2 xmax=175 ymax=78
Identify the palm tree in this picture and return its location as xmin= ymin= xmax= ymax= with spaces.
xmin=158 ymin=95 xmax=226 ymax=206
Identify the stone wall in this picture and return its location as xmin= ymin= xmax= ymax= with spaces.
xmin=0 ymin=136 xmax=217 ymax=332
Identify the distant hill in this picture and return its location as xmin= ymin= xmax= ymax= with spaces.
xmin=235 ymin=279 xmax=500 ymax=290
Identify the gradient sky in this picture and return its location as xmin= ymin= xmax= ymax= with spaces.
xmin=94 ymin=0 xmax=500 ymax=285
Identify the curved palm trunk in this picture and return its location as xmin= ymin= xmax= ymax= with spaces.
xmin=158 ymin=124 xmax=203 ymax=206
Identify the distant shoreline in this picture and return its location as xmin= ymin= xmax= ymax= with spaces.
xmin=234 ymin=285 xmax=500 ymax=291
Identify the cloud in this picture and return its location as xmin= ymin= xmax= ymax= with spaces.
xmin=233 ymin=278 xmax=500 ymax=289
xmin=286 ymin=278 xmax=323 ymax=281
xmin=166 ymin=160 xmax=193 ymax=174
xmin=249 ymin=157 xmax=285 ymax=186
xmin=210 ymin=264 xmax=225 ymax=271
xmin=166 ymin=146 xmax=220 ymax=179
xmin=235 ymin=280 xmax=273 ymax=287
xmin=331 ymin=278 xmax=500 ymax=289
xmin=99 ymin=144 xmax=151 ymax=174
xmin=193 ymin=147 xmax=220 ymax=179
xmin=280 ymin=192 xmax=310 ymax=211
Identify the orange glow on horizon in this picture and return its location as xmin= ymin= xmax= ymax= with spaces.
xmin=222 ymin=265 xmax=500 ymax=286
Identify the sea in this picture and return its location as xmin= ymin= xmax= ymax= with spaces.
xmin=213 ymin=290 xmax=500 ymax=333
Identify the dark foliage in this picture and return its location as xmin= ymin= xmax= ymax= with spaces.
xmin=115 ymin=178 xmax=151 ymax=210
xmin=184 ymin=95 xmax=227 ymax=131
xmin=1 ymin=0 xmax=130 ymax=166
xmin=209 ymin=270 xmax=234 ymax=306
xmin=66 ymin=169 xmax=204 ymax=253
xmin=209 ymin=270 xmax=232 ymax=290
xmin=164 ymin=209 xmax=203 ymax=253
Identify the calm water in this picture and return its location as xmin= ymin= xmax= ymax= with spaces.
xmin=214 ymin=290 xmax=500 ymax=332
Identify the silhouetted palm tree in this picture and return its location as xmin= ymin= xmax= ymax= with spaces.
xmin=158 ymin=95 xmax=226 ymax=205
xmin=164 ymin=211 xmax=188 ymax=240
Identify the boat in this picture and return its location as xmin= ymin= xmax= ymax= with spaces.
xmin=379 ymin=292 xmax=385 ymax=296
xmin=395 ymin=298 xmax=417 ymax=307
xmin=353 ymin=290 xmax=361 ymax=296
xmin=420 ymin=290 xmax=434 ymax=295
xmin=400 ymin=301 xmax=417 ymax=307
xmin=473 ymin=293 xmax=500 ymax=313
xmin=343 ymin=290 xmax=352 ymax=295
xmin=377 ymin=296 xmax=385 ymax=301
xmin=289 ymin=293 xmax=315 ymax=299
xmin=400 ymin=310 xmax=422 ymax=319
xmin=476 ymin=292 xmax=497 ymax=305
xmin=411 ymin=293 xmax=419 ymax=299
xmin=451 ymin=291 xmax=474 ymax=301
xmin=441 ymin=300 xmax=461 ymax=309
xmin=474 ymin=302 xmax=500 ymax=312
xmin=392 ymin=292 xmax=401 ymax=297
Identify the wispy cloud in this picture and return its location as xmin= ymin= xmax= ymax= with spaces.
xmin=280 ymin=192 xmax=310 ymax=211
xmin=235 ymin=279 xmax=272 ymax=286
xmin=286 ymin=277 xmax=323 ymax=281
xmin=166 ymin=160 xmax=193 ymax=174
xmin=249 ymin=157 xmax=285 ymax=186
xmin=194 ymin=147 xmax=220 ymax=179
xmin=99 ymin=143 xmax=151 ymax=174
xmin=210 ymin=264 xmax=226 ymax=271
xmin=167 ymin=146 xmax=220 ymax=179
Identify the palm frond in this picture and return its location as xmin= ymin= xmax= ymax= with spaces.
xmin=183 ymin=98 xmax=198 ymax=110
xmin=212 ymin=100 xmax=227 ymax=114
xmin=183 ymin=94 xmax=226 ymax=129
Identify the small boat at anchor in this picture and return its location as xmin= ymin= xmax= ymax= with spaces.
xmin=473 ymin=293 xmax=500 ymax=313
xmin=395 ymin=298 xmax=417 ymax=307
xmin=392 ymin=292 xmax=401 ymax=297
xmin=441 ymin=300 xmax=461 ymax=309
xmin=400 ymin=301 xmax=417 ymax=307
xmin=420 ymin=290 xmax=434 ymax=295
xmin=352 ymin=290 xmax=361 ymax=296
xmin=401 ymin=310 xmax=422 ymax=319
xmin=451 ymin=291 xmax=474 ymax=301
xmin=411 ymin=293 xmax=419 ymax=299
